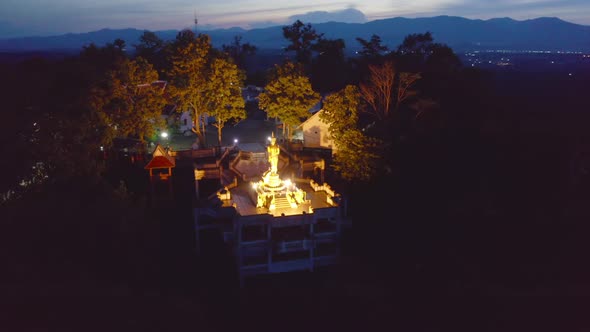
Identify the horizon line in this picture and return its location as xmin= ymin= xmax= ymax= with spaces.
xmin=1 ymin=14 xmax=587 ymax=40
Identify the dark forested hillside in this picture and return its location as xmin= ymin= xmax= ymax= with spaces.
xmin=1 ymin=16 xmax=589 ymax=53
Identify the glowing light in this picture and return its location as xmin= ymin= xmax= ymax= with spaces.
xmin=284 ymin=179 xmax=292 ymax=187
xmin=100 ymin=146 xmax=104 ymax=151
xmin=252 ymin=183 xmax=258 ymax=189
xmin=267 ymin=136 xmax=271 ymax=141
xmin=161 ymin=131 xmax=169 ymax=138
xmin=234 ymin=138 xmax=238 ymax=144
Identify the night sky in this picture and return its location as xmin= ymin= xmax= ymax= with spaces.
xmin=1 ymin=0 xmax=589 ymax=37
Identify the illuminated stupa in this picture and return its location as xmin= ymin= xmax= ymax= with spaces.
xmin=252 ymin=133 xmax=306 ymax=211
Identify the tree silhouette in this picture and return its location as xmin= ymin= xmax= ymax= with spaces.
xmin=133 ymin=30 xmax=166 ymax=71
xmin=221 ymin=35 xmax=257 ymax=70
xmin=311 ymin=38 xmax=348 ymax=93
xmin=282 ymin=20 xmax=324 ymax=66
xmin=356 ymin=34 xmax=388 ymax=60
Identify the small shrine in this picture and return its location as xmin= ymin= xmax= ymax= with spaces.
xmin=144 ymin=144 xmax=175 ymax=179
xmin=145 ymin=144 xmax=176 ymax=200
xmin=251 ymin=133 xmax=306 ymax=210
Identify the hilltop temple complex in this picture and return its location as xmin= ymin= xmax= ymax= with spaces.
xmin=196 ymin=134 xmax=347 ymax=286
xmin=144 ymin=128 xmax=349 ymax=286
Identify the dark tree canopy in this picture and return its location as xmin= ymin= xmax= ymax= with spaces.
xmin=356 ymin=34 xmax=389 ymax=60
xmin=282 ymin=20 xmax=324 ymax=65
xmin=221 ymin=35 xmax=257 ymax=70
xmin=311 ymin=38 xmax=349 ymax=93
xmin=133 ymin=30 xmax=166 ymax=71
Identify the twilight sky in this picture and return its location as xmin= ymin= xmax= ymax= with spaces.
xmin=1 ymin=0 xmax=590 ymax=38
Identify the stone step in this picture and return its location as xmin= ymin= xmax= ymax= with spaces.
xmin=274 ymin=197 xmax=292 ymax=209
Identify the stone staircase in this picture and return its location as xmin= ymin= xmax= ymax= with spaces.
xmin=274 ymin=196 xmax=292 ymax=210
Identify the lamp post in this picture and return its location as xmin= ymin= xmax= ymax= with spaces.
xmin=160 ymin=131 xmax=169 ymax=149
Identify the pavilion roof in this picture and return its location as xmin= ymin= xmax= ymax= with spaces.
xmin=145 ymin=144 xmax=176 ymax=169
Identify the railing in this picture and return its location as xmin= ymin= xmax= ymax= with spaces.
xmin=175 ymin=148 xmax=217 ymax=160
xmin=217 ymin=146 xmax=231 ymax=166
xmin=229 ymin=150 xmax=268 ymax=181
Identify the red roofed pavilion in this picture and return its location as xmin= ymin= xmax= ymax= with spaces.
xmin=145 ymin=144 xmax=176 ymax=179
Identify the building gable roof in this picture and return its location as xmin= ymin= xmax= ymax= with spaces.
xmin=145 ymin=144 xmax=176 ymax=169
xmin=296 ymin=108 xmax=326 ymax=130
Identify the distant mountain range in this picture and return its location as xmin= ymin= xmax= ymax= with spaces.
xmin=1 ymin=16 xmax=589 ymax=53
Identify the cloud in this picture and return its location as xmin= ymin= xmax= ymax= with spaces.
xmin=288 ymin=8 xmax=368 ymax=24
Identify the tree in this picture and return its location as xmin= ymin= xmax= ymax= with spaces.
xmin=311 ymin=38 xmax=348 ymax=93
xmin=359 ymin=60 xmax=396 ymax=121
xmin=282 ymin=20 xmax=324 ymax=65
xmin=359 ymin=60 xmax=421 ymax=121
xmin=113 ymin=38 xmax=126 ymax=52
xmin=320 ymin=85 xmax=381 ymax=182
xmin=221 ymin=35 xmax=257 ymax=70
xmin=395 ymin=31 xmax=461 ymax=73
xmin=166 ymin=30 xmax=211 ymax=146
xmin=425 ymin=44 xmax=462 ymax=73
xmin=396 ymin=72 xmax=422 ymax=112
xmin=133 ymin=30 xmax=166 ymax=71
xmin=258 ymin=61 xmax=320 ymax=139
xmin=95 ymin=57 xmax=166 ymax=142
xmin=202 ymin=57 xmax=246 ymax=145
xmin=356 ymin=34 xmax=388 ymax=60
xmin=0 ymin=41 xmax=132 ymax=200
xmin=397 ymin=31 xmax=434 ymax=56
xmin=79 ymin=41 xmax=127 ymax=82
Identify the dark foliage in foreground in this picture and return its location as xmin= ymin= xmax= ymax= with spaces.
xmin=2 ymin=30 xmax=590 ymax=331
